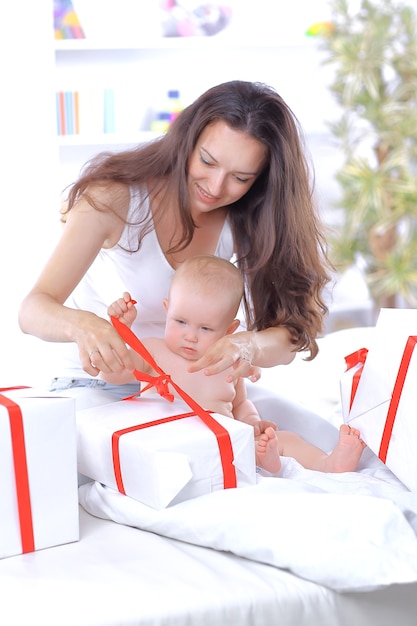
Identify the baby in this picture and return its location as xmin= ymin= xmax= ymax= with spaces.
xmin=102 ymin=255 xmax=365 ymax=474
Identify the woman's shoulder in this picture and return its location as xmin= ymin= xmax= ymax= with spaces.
xmin=77 ymin=181 xmax=132 ymax=221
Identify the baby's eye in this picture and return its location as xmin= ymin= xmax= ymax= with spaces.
xmin=201 ymin=326 xmax=213 ymax=332
xmin=175 ymin=319 xmax=186 ymax=325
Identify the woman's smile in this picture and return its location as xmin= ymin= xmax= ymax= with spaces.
xmin=195 ymin=183 xmax=220 ymax=203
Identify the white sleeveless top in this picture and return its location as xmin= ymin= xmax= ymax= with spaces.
xmin=56 ymin=186 xmax=234 ymax=378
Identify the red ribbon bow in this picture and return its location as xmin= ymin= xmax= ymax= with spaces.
xmin=344 ymin=347 xmax=368 ymax=371
xmin=344 ymin=347 xmax=368 ymax=410
xmin=131 ymin=372 xmax=175 ymax=402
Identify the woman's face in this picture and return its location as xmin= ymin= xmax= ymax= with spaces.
xmin=187 ymin=120 xmax=267 ymax=216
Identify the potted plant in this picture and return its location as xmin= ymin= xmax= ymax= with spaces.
xmin=314 ymin=0 xmax=417 ymax=310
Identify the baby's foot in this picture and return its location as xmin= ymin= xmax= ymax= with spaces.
xmin=256 ymin=426 xmax=281 ymax=473
xmin=322 ymin=424 xmax=366 ymax=473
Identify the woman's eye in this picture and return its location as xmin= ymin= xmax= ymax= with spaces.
xmin=201 ymin=155 xmax=212 ymax=166
xmin=236 ymin=175 xmax=250 ymax=183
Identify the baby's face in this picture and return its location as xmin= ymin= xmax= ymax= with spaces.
xmin=164 ymin=288 xmax=236 ymax=361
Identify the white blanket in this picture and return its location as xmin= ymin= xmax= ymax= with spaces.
xmin=79 ymin=448 xmax=417 ymax=593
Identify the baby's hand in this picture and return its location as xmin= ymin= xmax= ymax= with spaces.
xmin=107 ymin=291 xmax=137 ymax=328
xmin=252 ymin=419 xmax=277 ymax=438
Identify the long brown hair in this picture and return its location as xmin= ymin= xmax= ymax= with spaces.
xmin=65 ymin=81 xmax=332 ymax=358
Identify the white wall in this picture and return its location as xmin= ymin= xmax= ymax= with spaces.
xmin=1 ymin=1 xmax=61 ymax=386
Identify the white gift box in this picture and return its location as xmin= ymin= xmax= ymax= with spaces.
xmin=76 ymin=396 xmax=257 ymax=509
xmin=0 ymin=388 xmax=79 ymax=559
xmin=342 ymin=308 xmax=417 ymax=491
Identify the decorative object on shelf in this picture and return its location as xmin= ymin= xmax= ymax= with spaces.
xmin=54 ymin=0 xmax=85 ymax=39
xmin=305 ymin=21 xmax=334 ymax=38
xmin=166 ymin=89 xmax=182 ymax=122
xmin=160 ymin=1 xmax=232 ymax=37
xmin=151 ymin=112 xmax=172 ymax=135
xmin=151 ymin=89 xmax=183 ymax=133
xmin=311 ymin=0 xmax=417 ymax=310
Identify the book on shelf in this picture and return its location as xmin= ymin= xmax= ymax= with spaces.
xmin=56 ymin=88 xmax=110 ymax=137
xmin=55 ymin=86 xmax=183 ymax=139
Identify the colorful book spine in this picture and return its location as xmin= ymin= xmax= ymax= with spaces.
xmin=73 ymin=91 xmax=80 ymax=134
xmin=56 ymin=91 xmax=66 ymax=135
xmin=56 ymin=90 xmax=78 ymax=136
xmin=56 ymin=88 xmax=116 ymax=136
xmin=103 ymin=88 xmax=115 ymax=134
xmin=65 ymin=91 xmax=74 ymax=135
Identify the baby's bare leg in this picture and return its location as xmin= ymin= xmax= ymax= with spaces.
xmin=280 ymin=425 xmax=365 ymax=473
xmin=255 ymin=426 xmax=281 ymax=473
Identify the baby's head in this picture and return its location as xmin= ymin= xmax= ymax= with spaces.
xmin=163 ymin=256 xmax=244 ymax=360
xmin=171 ymin=255 xmax=243 ymax=310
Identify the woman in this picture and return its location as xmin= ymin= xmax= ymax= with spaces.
xmin=19 ymin=80 xmax=331 ymax=407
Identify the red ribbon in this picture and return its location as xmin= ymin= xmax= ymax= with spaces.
xmin=378 ymin=336 xmax=417 ymax=463
xmin=110 ymin=316 xmax=237 ymax=493
xmin=0 ymin=389 xmax=35 ymax=553
xmin=344 ymin=348 xmax=368 ymax=410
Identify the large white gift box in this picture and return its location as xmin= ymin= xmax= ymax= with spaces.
xmin=342 ymin=308 xmax=417 ymax=491
xmin=0 ymin=387 xmax=79 ymax=559
xmin=76 ymin=396 xmax=257 ymax=509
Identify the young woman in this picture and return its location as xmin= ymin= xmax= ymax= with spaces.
xmin=19 ymin=80 xmax=331 ymax=405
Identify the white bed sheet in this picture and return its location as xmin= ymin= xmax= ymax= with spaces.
xmin=1 ymin=505 xmax=417 ymax=626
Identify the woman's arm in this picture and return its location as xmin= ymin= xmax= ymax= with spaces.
xmin=18 ymin=184 xmax=135 ymax=376
xmin=187 ymin=326 xmax=296 ymax=382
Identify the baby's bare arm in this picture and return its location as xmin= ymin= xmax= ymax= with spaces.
xmin=233 ymin=378 xmax=261 ymax=427
xmin=232 ymin=378 xmax=277 ymax=436
xmin=101 ymin=294 xmax=151 ymax=384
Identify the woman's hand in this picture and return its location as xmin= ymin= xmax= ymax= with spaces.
xmin=187 ymin=332 xmax=261 ymax=384
xmin=75 ymin=311 xmax=135 ymax=376
xmin=187 ymin=327 xmax=296 ymax=383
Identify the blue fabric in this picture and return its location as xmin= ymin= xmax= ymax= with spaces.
xmin=50 ymin=377 xmax=141 ymax=402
